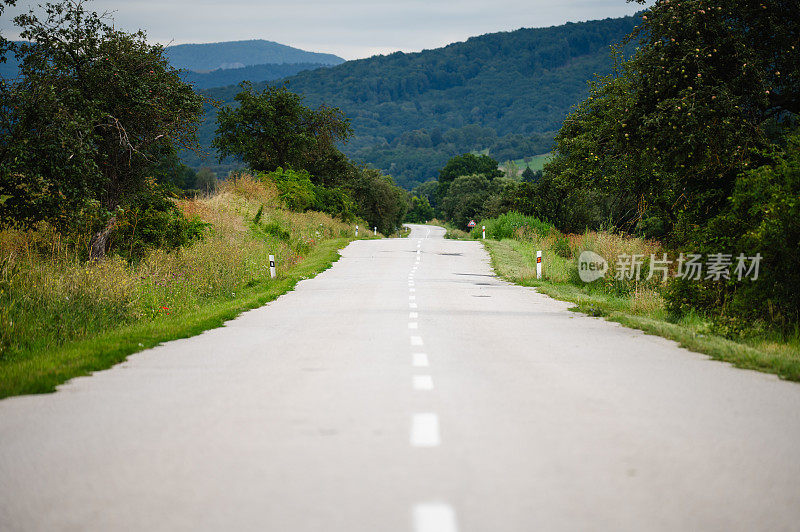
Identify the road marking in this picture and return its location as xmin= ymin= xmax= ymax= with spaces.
xmin=413 ymin=503 xmax=457 ymax=532
xmin=409 ymin=295 xmax=416 ymax=301
xmin=408 ymin=322 xmax=418 ymax=329
xmin=409 ymin=288 xmax=416 ymax=293
xmin=411 ymin=335 xmax=424 ymax=346
xmin=413 ymin=375 xmax=434 ymax=391
xmin=410 ymin=413 xmax=440 ymax=447
xmin=409 ymin=303 xmax=418 ymax=309
xmin=409 ymin=312 xmax=418 ymax=318
xmin=412 ymin=353 xmax=429 ymax=367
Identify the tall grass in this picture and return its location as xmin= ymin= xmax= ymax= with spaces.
xmin=0 ymin=174 xmax=356 ymax=391
xmin=477 ymin=213 xmax=800 ymax=380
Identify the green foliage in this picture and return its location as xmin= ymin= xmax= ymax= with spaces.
xmin=213 ymin=82 xmax=352 ymax=174
xmin=437 ymin=153 xmax=502 ymax=198
xmin=346 ymin=167 xmax=408 ymax=235
xmin=261 ymin=168 xmax=358 ymax=221
xmin=150 ymin=151 xmax=198 ymax=192
xmin=664 ymin=130 xmax=800 ymax=330
xmin=179 ymin=63 xmax=334 ymax=90
xmin=109 ymin=189 xmax=208 ymax=261
xmin=412 ymin=181 xmax=440 ymax=209
xmin=534 ymin=0 xmax=800 ymax=333
xmin=440 ymin=174 xmax=491 ymax=229
xmin=193 ymin=16 xmax=640 ymax=187
xmin=0 ymin=0 xmax=204 ymax=253
xmin=469 ymin=212 xmax=555 ymax=240
xmin=549 ymin=0 xmax=800 ymax=239
xmin=195 ymin=168 xmax=218 ymax=195
xmin=405 ymin=195 xmax=435 ymax=224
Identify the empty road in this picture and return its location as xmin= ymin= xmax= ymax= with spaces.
xmin=2 ymin=224 xmax=800 ymax=531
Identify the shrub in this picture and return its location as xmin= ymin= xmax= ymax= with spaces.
xmin=470 ymin=212 xmax=555 ymax=240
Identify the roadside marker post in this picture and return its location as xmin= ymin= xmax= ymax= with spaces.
xmin=536 ymin=250 xmax=542 ymax=279
xmin=374 ymin=226 xmax=377 ymax=236
xmin=269 ymin=255 xmax=276 ymax=279
xmin=356 ymin=225 xmax=359 ymax=237
xmin=482 ymin=226 xmax=486 ymax=240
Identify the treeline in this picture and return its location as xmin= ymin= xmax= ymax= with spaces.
xmin=196 ymin=15 xmax=640 ymax=187
xmin=179 ymin=62 xmax=334 ymax=90
xmin=427 ymin=0 xmax=800 ymax=333
xmin=0 ymin=0 xmax=407 ymax=262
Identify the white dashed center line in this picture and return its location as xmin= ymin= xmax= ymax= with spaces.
xmin=412 ymin=353 xmax=429 ymax=367
xmin=410 ymin=413 xmax=440 ymax=447
xmin=413 ymin=503 xmax=458 ymax=532
xmin=410 ymin=336 xmax=424 ymax=346
xmin=409 ymin=303 xmax=418 ymax=309
xmin=409 ymin=312 xmax=418 ymax=319
xmin=413 ymin=375 xmax=433 ymax=391
xmin=408 ymin=322 xmax=418 ymax=329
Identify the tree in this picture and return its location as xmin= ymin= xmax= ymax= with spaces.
xmin=440 ymin=174 xmax=492 ymax=228
xmin=521 ymin=167 xmax=538 ymax=182
xmin=437 ymin=153 xmax=502 ymax=199
xmin=213 ymin=83 xmax=352 ymax=177
xmin=550 ymin=0 xmax=800 ymax=240
xmin=346 ymin=167 xmax=407 ymax=235
xmin=405 ymin=195 xmax=435 ymax=223
xmin=0 ymin=0 xmax=204 ymax=257
xmin=195 ymin=168 xmax=217 ymax=195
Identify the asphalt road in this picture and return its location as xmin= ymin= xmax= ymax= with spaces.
xmin=2 ymin=224 xmax=800 ymax=531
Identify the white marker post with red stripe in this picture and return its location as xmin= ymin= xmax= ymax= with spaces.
xmin=536 ymin=250 xmax=542 ymax=279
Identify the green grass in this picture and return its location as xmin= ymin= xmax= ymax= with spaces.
xmin=500 ymin=153 xmax=553 ymax=173
xmin=426 ymin=219 xmax=469 ymax=240
xmin=483 ymin=238 xmax=800 ymax=382
xmin=0 ymin=237 xmax=350 ymax=398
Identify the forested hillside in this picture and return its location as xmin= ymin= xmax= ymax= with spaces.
xmin=195 ymin=15 xmax=640 ymax=188
xmin=180 ymin=62 xmax=332 ymax=90
xmin=164 ymin=39 xmax=344 ymax=71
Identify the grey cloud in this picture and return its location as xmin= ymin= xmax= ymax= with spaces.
xmin=1 ymin=0 xmax=649 ymax=59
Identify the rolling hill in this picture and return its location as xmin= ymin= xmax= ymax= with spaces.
xmin=163 ymin=39 xmax=344 ymax=72
xmin=193 ymin=15 xmax=640 ymax=188
xmin=180 ymin=62 xmax=332 ymax=90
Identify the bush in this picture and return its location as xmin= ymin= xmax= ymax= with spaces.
xmin=261 ymin=168 xmax=357 ymax=221
xmin=108 ymin=188 xmax=208 ymax=261
xmin=664 ymin=129 xmax=800 ymax=331
xmin=470 ymin=212 xmax=555 ymax=240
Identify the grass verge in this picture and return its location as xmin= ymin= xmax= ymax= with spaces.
xmin=0 ymin=237 xmax=350 ymax=398
xmin=483 ymin=238 xmax=800 ymax=382
xmin=0 ymin=174 xmax=367 ymax=398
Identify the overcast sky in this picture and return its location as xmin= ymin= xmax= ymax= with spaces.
xmin=1 ymin=0 xmax=648 ymax=60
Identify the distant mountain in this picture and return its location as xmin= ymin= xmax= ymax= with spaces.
xmin=181 ymin=62 xmax=332 ymax=90
xmin=193 ymin=15 xmax=640 ymax=188
xmin=163 ymin=40 xmax=345 ymax=72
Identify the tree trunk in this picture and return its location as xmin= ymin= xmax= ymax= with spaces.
xmin=89 ymin=216 xmax=117 ymax=260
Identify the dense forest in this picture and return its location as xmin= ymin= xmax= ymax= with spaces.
xmin=193 ymin=15 xmax=640 ymax=188
xmin=179 ymin=62 xmax=333 ymax=90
